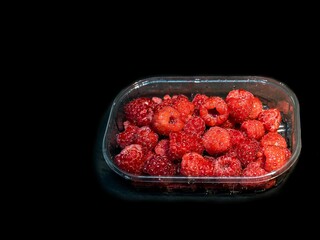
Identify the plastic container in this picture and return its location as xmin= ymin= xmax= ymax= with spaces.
xmin=101 ymin=76 xmax=301 ymax=196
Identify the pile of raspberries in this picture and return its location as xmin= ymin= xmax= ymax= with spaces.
xmin=113 ymin=89 xmax=291 ymax=189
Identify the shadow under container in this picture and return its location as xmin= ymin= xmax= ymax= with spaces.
xmin=102 ymin=76 xmax=301 ymax=196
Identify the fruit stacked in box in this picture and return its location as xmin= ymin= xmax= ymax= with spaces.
xmin=113 ymin=89 xmax=291 ymax=190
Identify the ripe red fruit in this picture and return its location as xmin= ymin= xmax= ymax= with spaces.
xmin=226 ymin=128 xmax=246 ymax=146
xmin=241 ymin=161 xmax=275 ymax=189
xmin=213 ymin=155 xmax=242 ymax=177
xmin=152 ymin=106 xmax=185 ymax=136
xmin=199 ymin=97 xmax=229 ymax=126
xmin=124 ymin=97 xmax=155 ymax=127
xmin=171 ymin=95 xmax=195 ymax=122
xmin=192 ymin=94 xmax=209 ymax=116
xmin=116 ymin=121 xmax=139 ymax=149
xmin=135 ymin=126 xmax=159 ymax=150
xmin=183 ymin=116 xmax=206 ymax=136
xmin=114 ymin=144 xmax=145 ymax=174
xmin=226 ymin=89 xmax=254 ymax=123
xmin=258 ymin=108 xmax=282 ymax=132
xmin=202 ymin=126 xmax=231 ymax=155
xmin=143 ymin=155 xmax=177 ymax=176
xmin=154 ymin=139 xmax=170 ymax=158
xmin=180 ymin=152 xmax=214 ymax=177
xmin=260 ymin=132 xmax=287 ymax=148
xmin=249 ymin=97 xmax=263 ymax=119
xmin=169 ymin=131 xmax=204 ymax=160
xmin=263 ymin=145 xmax=290 ymax=172
xmin=236 ymin=138 xmax=260 ymax=167
xmin=240 ymin=119 xmax=265 ymax=140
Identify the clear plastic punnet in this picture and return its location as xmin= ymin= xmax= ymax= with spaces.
xmin=101 ymin=76 xmax=301 ymax=195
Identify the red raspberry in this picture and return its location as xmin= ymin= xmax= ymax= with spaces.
xmin=124 ymin=97 xmax=155 ymax=127
xmin=202 ymin=127 xmax=231 ymax=155
xmin=260 ymin=132 xmax=287 ymax=148
xmin=226 ymin=89 xmax=254 ymax=123
xmin=116 ymin=121 xmax=139 ymax=149
xmin=180 ymin=152 xmax=214 ymax=177
xmin=171 ymin=95 xmax=195 ymax=122
xmin=114 ymin=144 xmax=145 ymax=174
xmin=154 ymin=97 xmax=173 ymax=112
xmin=143 ymin=155 xmax=177 ymax=176
xmin=236 ymin=138 xmax=260 ymax=167
xmin=135 ymin=126 xmax=159 ymax=151
xmin=154 ymin=139 xmax=170 ymax=158
xmin=241 ymin=161 xmax=275 ymax=189
xmin=225 ymin=147 xmax=238 ymax=158
xmin=183 ymin=116 xmax=206 ymax=136
xmin=258 ymin=108 xmax=282 ymax=132
xmin=199 ymin=97 xmax=229 ymax=126
xmin=213 ymin=155 xmax=242 ymax=177
xmin=226 ymin=89 xmax=254 ymax=101
xmin=263 ymin=145 xmax=290 ymax=172
xmin=169 ymin=131 xmax=204 ymax=160
xmin=152 ymin=106 xmax=185 ymax=136
xmin=240 ymin=119 xmax=265 ymax=140
xmin=249 ymin=97 xmax=263 ymax=119
xmin=226 ymin=98 xmax=253 ymax=123
xmin=226 ymin=128 xmax=246 ymax=146
xmin=192 ymin=94 xmax=209 ymax=116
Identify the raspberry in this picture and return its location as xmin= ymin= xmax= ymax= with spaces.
xmin=202 ymin=126 xmax=231 ymax=155
xmin=154 ymin=97 xmax=173 ymax=112
xmin=183 ymin=116 xmax=206 ymax=136
xmin=260 ymin=132 xmax=287 ymax=148
xmin=240 ymin=119 xmax=265 ymax=140
xmin=226 ymin=89 xmax=254 ymax=101
xmin=241 ymin=161 xmax=273 ymax=188
xmin=171 ymin=95 xmax=195 ymax=122
xmin=124 ymin=97 xmax=155 ymax=127
xmin=258 ymin=108 xmax=282 ymax=132
xmin=226 ymin=89 xmax=254 ymax=123
xmin=116 ymin=121 xmax=139 ymax=149
xmin=226 ymin=128 xmax=246 ymax=146
xmin=236 ymin=138 xmax=260 ymax=167
xmin=169 ymin=131 xmax=204 ymax=160
xmin=152 ymin=106 xmax=185 ymax=136
xmin=154 ymin=139 xmax=170 ymax=158
xmin=143 ymin=155 xmax=177 ymax=176
xmin=242 ymin=161 xmax=267 ymax=177
xmin=213 ymin=155 xmax=242 ymax=177
xmin=135 ymin=126 xmax=159 ymax=151
xmin=180 ymin=152 xmax=214 ymax=177
xmin=199 ymin=97 xmax=229 ymax=126
xmin=192 ymin=94 xmax=209 ymax=116
xmin=249 ymin=97 xmax=263 ymax=119
xmin=226 ymin=98 xmax=253 ymax=123
xmin=263 ymin=145 xmax=290 ymax=172
xmin=114 ymin=144 xmax=145 ymax=174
